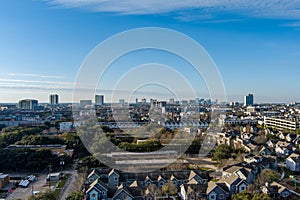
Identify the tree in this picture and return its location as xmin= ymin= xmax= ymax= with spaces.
xmin=81 ymin=156 xmax=102 ymax=168
xmin=161 ymin=181 xmax=177 ymax=196
xmin=250 ymin=169 xmax=280 ymax=191
xmin=212 ymin=144 xmax=232 ymax=161
xmin=232 ymin=191 xmax=270 ymax=200
xmin=66 ymin=191 xmax=84 ymax=200
xmin=0 ymin=126 xmax=45 ymax=146
xmin=119 ymin=139 xmax=162 ymax=152
xmin=252 ymin=193 xmax=270 ymax=200
xmin=254 ymin=134 xmax=267 ymax=145
xmin=186 ymin=139 xmax=202 ymax=154
xmin=15 ymin=135 xmax=64 ymax=145
xmin=259 ymin=169 xmax=280 ymax=184
xmin=146 ymin=184 xmax=162 ymax=197
xmin=0 ymin=148 xmax=71 ymax=171
xmin=232 ymin=191 xmax=252 ymax=200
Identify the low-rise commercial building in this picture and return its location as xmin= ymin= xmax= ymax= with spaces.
xmin=0 ymin=173 xmax=10 ymax=189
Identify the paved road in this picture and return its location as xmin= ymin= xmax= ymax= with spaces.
xmin=58 ymin=170 xmax=79 ymax=200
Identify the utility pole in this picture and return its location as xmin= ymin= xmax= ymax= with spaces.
xmin=48 ymin=163 xmax=52 ymax=189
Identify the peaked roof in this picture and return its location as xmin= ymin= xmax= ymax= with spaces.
xmin=113 ymin=184 xmax=134 ymax=199
xmin=157 ymin=175 xmax=165 ymax=181
xmin=129 ymin=180 xmax=138 ymax=187
xmin=235 ymin=167 xmax=251 ymax=177
xmin=86 ymin=178 xmax=108 ymax=193
xmin=188 ymin=170 xmax=208 ymax=180
xmin=170 ymin=174 xmax=177 ymax=180
xmin=259 ymin=146 xmax=271 ymax=153
xmin=270 ymin=182 xmax=289 ymax=193
xmin=87 ymin=169 xmax=101 ymax=179
xmin=224 ymin=165 xmax=242 ymax=173
xmin=223 ymin=174 xmax=241 ymax=185
xmin=207 ymin=181 xmax=229 ymax=194
xmin=189 ymin=170 xmax=198 ymax=179
xmin=109 ymin=168 xmax=120 ymax=177
xmin=187 ymin=178 xmax=199 ymax=185
xmin=288 ymin=153 xmax=300 ymax=159
xmin=145 ymin=175 xmax=152 ymax=181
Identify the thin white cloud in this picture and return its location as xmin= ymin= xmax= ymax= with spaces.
xmin=0 ymin=79 xmax=74 ymax=91
xmin=282 ymin=21 xmax=300 ymax=27
xmin=47 ymin=0 xmax=300 ymax=20
xmin=0 ymin=78 xmax=100 ymax=91
xmin=0 ymin=78 xmax=73 ymax=85
xmin=7 ymin=73 xmax=64 ymax=79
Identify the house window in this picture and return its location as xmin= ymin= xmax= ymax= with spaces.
xmin=89 ymin=178 xmax=95 ymax=183
xmin=282 ymin=192 xmax=289 ymax=197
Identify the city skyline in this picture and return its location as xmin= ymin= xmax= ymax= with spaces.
xmin=1 ymin=1 xmax=300 ymax=103
xmin=3 ymin=93 xmax=290 ymax=105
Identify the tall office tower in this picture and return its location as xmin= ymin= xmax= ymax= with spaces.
xmin=244 ymin=93 xmax=254 ymax=106
xmin=119 ymin=99 xmax=125 ymax=105
xmin=18 ymin=99 xmax=38 ymax=110
xmin=169 ymin=98 xmax=175 ymax=104
xmin=50 ymin=94 xmax=59 ymax=105
xmin=80 ymin=100 xmax=92 ymax=107
xmin=95 ymin=95 xmax=104 ymax=106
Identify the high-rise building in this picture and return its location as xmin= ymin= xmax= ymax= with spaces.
xmin=158 ymin=101 xmax=167 ymax=108
xmin=95 ymin=95 xmax=104 ymax=106
xmin=49 ymin=94 xmax=59 ymax=105
xmin=169 ymin=98 xmax=175 ymax=104
xmin=119 ymin=99 xmax=125 ymax=105
xmin=244 ymin=93 xmax=254 ymax=106
xmin=18 ymin=99 xmax=38 ymax=110
xmin=80 ymin=100 xmax=92 ymax=107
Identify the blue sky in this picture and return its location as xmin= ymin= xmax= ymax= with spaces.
xmin=0 ymin=0 xmax=300 ymax=103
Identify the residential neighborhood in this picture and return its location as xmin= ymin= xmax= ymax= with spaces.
xmin=2 ymin=94 xmax=300 ymax=199
xmin=2 ymin=1 xmax=300 ymax=199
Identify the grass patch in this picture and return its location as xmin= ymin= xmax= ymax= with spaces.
xmin=57 ymin=174 xmax=69 ymax=188
xmin=54 ymin=188 xmax=61 ymax=198
xmin=53 ymin=174 xmax=71 ymax=198
xmin=198 ymin=167 xmax=214 ymax=172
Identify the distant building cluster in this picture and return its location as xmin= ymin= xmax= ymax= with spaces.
xmin=18 ymin=99 xmax=38 ymax=110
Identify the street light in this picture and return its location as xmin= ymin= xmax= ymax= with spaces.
xmin=60 ymin=159 xmax=65 ymax=179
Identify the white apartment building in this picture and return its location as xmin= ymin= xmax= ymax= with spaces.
xmin=264 ymin=117 xmax=299 ymax=131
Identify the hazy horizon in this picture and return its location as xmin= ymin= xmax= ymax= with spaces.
xmin=1 ymin=1 xmax=300 ymax=103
